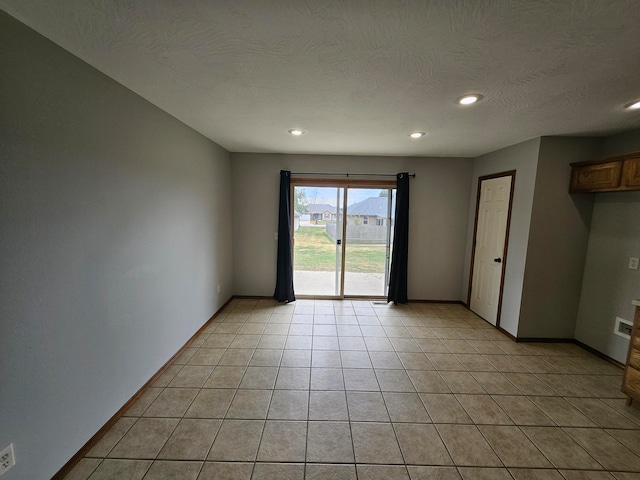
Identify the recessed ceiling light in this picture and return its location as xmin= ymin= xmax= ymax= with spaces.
xmin=458 ymin=94 xmax=483 ymax=105
xmin=288 ymin=129 xmax=305 ymax=136
xmin=625 ymin=100 xmax=640 ymax=110
xmin=409 ymin=132 xmax=425 ymax=139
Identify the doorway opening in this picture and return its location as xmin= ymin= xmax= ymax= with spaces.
xmin=292 ymin=180 xmax=396 ymax=298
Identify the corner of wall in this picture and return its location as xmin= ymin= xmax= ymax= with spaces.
xmin=517 ymin=136 xmax=598 ymax=338
xmin=574 ymin=128 xmax=640 ymax=362
xmin=0 ymin=12 xmax=234 ymax=478
xmin=464 ymin=138 xmax=542 ymax=337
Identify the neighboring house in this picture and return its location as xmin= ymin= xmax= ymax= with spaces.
xmin=306 ymin=203 xmax=338 ymax=223
xmin=347 ymin=196 xmax=390 ymax=227
xmin=325 ymin=197 xmax=394 ymax=244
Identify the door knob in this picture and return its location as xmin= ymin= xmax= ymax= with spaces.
xmin=494 ymin=258 xmax=502 ymax=263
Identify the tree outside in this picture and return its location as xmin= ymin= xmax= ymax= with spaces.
xmin=294 ymin=189 xmax=308 ymax=214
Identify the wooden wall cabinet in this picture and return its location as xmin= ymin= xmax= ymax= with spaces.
xmin=570 ymin=153 xmax=640 ymax=193
xmin=623 ymin=156 xmax=640 ymax=188
xmin=622 ymin=301 xmax=640 ymax=406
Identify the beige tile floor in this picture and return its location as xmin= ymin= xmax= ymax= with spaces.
xmin=65 ymin=299 xmax=640 ymax=480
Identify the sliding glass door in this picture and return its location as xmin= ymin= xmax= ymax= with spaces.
xmin=292 ymin=181 xmax=395 ymax=298
xmin=343 ymin=187 xmax=394 ymax=296
xmin=292 ymin=186 xmax=344 ymax=296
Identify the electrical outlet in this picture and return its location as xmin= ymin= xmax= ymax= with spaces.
xmin=217 ymin=284 xmax=221 ymax=294
xmin=0 ymin=443 xmax=15 ymax=476
xmin=619 ymin=322 xmax=633 ymax=336
xmin=614 ymin=317 xmax=633 ymax=339
xmin=629 ymin=257 xmax=639 ymax=270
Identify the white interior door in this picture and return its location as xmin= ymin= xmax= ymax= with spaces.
xmin=470 ymin=175 xmax=512 ymax=325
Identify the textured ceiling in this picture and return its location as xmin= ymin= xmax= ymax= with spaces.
xmin=2 ymin=0 xmax=640 ymax=157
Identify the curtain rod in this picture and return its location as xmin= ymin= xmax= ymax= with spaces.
xmin=289 ymin=172 xmax=416 ymax=178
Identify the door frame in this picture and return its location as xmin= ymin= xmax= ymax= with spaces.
xmin=290 ymin=178 xmax=396 ymax=299
xmin=467 ymin=170 xmax=516 ymax=327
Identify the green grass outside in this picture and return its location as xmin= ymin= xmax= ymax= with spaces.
xmin=294 ymin=226 xmax=388 ymax=273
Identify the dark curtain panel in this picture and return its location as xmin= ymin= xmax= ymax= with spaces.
xmin=273 ymin=170 xmax=296 ymax=303
xmin=387 ymin=172 xmax=410 ymax=304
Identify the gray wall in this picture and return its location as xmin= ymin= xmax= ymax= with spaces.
xmin=0 ymin=11 xmax=233 ymax=480
xmin=517 ymin=137 xmax=597 ymax=338
xmin=231 ymin=153 xmax=473 ymax=301
xmin=462 ymin=138 xmax=541 ymax=336
xmin=575 ymin=129 xmax=640 ymax=362
xmin=601 ymin=128 xmax=640 ymax=158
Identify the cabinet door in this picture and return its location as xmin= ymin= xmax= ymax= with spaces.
xmin=625 ymin=366 xmax=640 ymax=401
xmin=570 ymin=161 xmax=622 ymax=192
xmin=622 ymin=157 xmax=640 ymax=189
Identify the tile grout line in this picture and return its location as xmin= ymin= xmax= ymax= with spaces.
xmin=71 ymin=299 xmax=640 ymax=479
